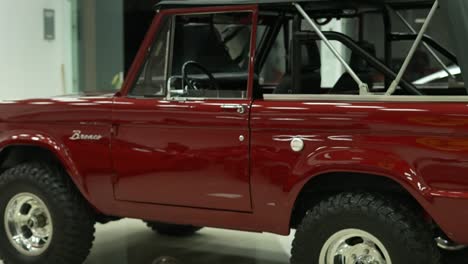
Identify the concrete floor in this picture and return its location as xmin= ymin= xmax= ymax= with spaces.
xmin=84 ymin=219 xmax=290 ymax=264
xmin=2 ymin=219 xmax=468 ymax=264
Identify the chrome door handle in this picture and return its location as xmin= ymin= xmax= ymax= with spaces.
xmin=220 ymin=104 xmax=246 ymax=114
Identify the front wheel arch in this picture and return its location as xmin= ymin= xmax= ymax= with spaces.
xmin=0 ymin=144 xmax=92 ymax=210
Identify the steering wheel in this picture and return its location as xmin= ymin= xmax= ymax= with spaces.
xmin=181 ymin=61 xmax=219 ymax=92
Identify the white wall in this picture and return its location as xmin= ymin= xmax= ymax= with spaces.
xmin=302 ymin=19 xmax=356 ymax=88
xmin=0 ymin=0 xmax=73 ymax=100
xmin=319 ymin=19 xmax=356 ymax=88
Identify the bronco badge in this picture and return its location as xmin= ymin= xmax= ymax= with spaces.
xmin=69 ymin=130 xmax=103 ymax=141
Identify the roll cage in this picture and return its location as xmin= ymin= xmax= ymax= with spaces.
xmin=153 ymin=0 xmax=463 ymax=97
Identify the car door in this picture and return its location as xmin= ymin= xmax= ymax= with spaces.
xmin=111 ymin=6 xmax=257 ymax=212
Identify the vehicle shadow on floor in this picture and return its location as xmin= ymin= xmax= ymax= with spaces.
xmin=83 ymin=220 xmax=468 ymax=264
xmin=85 ymin=221 xmax=289 ymax=264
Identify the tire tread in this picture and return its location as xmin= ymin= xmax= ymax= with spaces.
xmin=0 ymin=162 xmax=95 ymax=264
xmin=291 ymin=192 xmax=441 ymax=264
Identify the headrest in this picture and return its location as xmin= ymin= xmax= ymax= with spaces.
xmin=301 ymin=41 xmax=321 ymax=71
xmin=350 ymin=41 xmax=376 ymax=72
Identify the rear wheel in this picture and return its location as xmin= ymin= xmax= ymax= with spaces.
xmin=145 ymin=221 xmax=202 ymax=237
xmin=291 ymin=192 xmax=440 ymax=264
xmin=0 ymin=163 xmax=95 ymax=264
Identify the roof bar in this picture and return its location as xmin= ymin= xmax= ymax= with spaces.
xmin=392 ymin=7 xmax=455 ymax=79
xmin=385 ymin=0 xmax=439 ymax=95
xmin=293 ymin=2 xmax=370 ymax=95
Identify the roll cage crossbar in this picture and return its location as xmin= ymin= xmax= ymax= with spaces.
xmin=389 ymin=33 xmax=458 ymax=65
xmin=392 ymin=8 xmax=455 ymax=80
xmin=293 ymin=0 xmax=443 ymax=96
xmin=296 ymin=31 xmax=423 ymax=95
xmin=294 ymin=2 xmax=371 ymax=95
xmin=385 ymin=0 xmax=439 ymax=95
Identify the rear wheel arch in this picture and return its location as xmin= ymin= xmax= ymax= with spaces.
xmin=291 ymin=192 xmax=441 ymax=264
xmin=289 ymin=172 xmax=432 ymax=229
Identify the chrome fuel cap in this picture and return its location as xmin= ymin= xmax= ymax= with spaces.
xmin=290 ymin=137 xmax=304 ymax=152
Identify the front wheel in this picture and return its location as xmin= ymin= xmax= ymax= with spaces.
xmin=0 ymin=163 xmax=96 ymax=264
xmin=291 ymin=192 xmax=440 ymax=264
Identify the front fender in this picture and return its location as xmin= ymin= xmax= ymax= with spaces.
xmin=0 ymin=129 xmax=90 ymax=202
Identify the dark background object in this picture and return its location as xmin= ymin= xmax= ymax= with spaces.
xmin=440 ymin=0 xmax=468 ymax=93
xmin=43 ymin=9 xmax=55 ymax=41
xmin=124 ymin=0 xmax=157 ymax=74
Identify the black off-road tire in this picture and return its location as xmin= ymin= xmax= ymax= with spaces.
xmin=291 ymin=192 xmax=441 ymax=264
xmin=0 ymin=163 xmax=96 ymax=264
xmin=145 ymin=221 xmax=202 ymax=237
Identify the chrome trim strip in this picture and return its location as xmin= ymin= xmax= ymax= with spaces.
xmin=435 ymin=237 xmax=468 ymax=251
xmin=166 ymin=16 xmax=176 ymax=100
xmin=163 ymin=16 xmax=173 ymax=97
xmin=264 ymin=94 xmax=468 ymax=102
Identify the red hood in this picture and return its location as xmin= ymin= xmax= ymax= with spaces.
xmin=0 ymin=93 xmax=116 ymax=124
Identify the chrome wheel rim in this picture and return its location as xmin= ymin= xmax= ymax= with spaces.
xmin=4 ymin=193 xmax=53 ymax=256
xmin=319 ymin=229 xmax=391 ymax=264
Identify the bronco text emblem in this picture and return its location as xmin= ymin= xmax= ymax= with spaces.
xmin=70 ymin=130 xmax=103 ymax=141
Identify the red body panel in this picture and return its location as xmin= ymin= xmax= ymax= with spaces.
xmin=111 ymin=98 xmax=252 ymax=212
xmin=1 ymin=4 xmax=468 ymax=247
xmin=0 ymin=96 xmax=116 ymax=213
xmin=249 ymin=100 xmax=468 ymax=243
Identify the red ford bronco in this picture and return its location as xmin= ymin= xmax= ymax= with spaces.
xmin=1 ymin=0 xmax=468 ymax=263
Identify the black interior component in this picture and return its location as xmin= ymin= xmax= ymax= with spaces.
xmin=390 ymin=33 xmax=459 ymax=65
xmin=255 ymin=13 xmax=286 ymax=73
xmin=155 ymin=0 xmax=436 ymax=12
xmin=171 ymin=73 xmax=250 ymax=94
xmin=330 ymin=41 xmax=376 ymax=94
xmin=358 ymin=14 xmax=364 ymax=42
xmin=275 ymin=40 xmax=322 ymax=94
xmin=274 ymin=16 xmax=323 ymax=95
xmin=305 ymin=31 xmax=423 ymax=95
xmin=441 ymin=0 xmax=468 ymax=93
xmin=382 ymin=5 xmax=393 ymax=89
xmin=124 ymin=13 xmax=154 ymax=75
xmin=351 ymin=41 xmax=376 ymax=72
xmin=181 ymin=61 xmax=220 ymax=91
xmin=172 ymin=23 xmax=242 ymax=75
xmin=289 ymin=15 xmax=303 ymax=94
xmin=170 ymin=18 xmax=252 ymax=95
xmin=284 ymin=21 xmax=291 ymax=72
